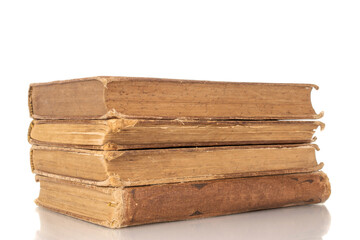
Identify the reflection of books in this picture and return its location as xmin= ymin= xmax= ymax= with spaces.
xmin=35 ymin=204 xmax=330 ymax=240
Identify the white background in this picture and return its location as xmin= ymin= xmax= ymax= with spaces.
xmin=0 ymin=1 xmax=359 ymax=239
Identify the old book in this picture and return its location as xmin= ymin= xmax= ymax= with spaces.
xmin=31 ymin=144 xmax=323 ymax=187
xmin=28 ymin=119 xmax=324 ymax=150
xmin=28 ymin=76 xmax=323 ymax=120
xmin=35 ymin=172 xmax=331 ymax=228
xmin=36 ymin=204 xmax=330 ymax=240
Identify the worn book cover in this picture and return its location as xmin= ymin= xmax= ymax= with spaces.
xmin=35 ymin=172 xmax=331 ymax=228
xmin=31 ymin=144 xmax=323 ymax=186
xmin=29 ymin=119 xmax=324 ymax=150
xmin=29 ymin=76 xmax=323 ymax=120
xmin=35 ymin=204 xmax=331 ymax=240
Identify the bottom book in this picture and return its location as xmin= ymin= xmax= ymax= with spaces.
xmin=35 ymin=205 xmax=331 ymax=240
xmin=35 ymin=172 xmax=331 ymax=228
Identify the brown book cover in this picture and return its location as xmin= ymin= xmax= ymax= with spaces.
xmin=35 ymin=204 xmax=331 ymax=240
xmin=29 ymin=76 xmax=323 ymax=120
xmin=31 ymin=144 xmax=323 ymax=187
xmin=28 ymin=119 xmax=324 ymax=150
xmin=35 ymin=172 xmax=331 ymax=228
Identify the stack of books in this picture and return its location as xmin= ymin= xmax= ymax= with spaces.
xmin=28 ymin=76 xmax=331 ymax=228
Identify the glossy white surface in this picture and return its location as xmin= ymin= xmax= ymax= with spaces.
xmin=0 ymin=1 xmax=359 ymax=239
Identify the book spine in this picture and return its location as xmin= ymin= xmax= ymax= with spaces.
xmin=121 ymin=171 xmax=330 ymax=227
xmin=28 ymin=85 xmax=34 ymax=118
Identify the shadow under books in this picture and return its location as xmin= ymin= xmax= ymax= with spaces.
xmin=35 ymin=204 xmax=330 ymax=240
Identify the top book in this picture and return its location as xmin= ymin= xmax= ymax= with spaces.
xmin=28 ymin=76 xmax=323 ymax=120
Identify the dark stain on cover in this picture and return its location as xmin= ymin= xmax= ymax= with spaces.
xmin=192 ymin=183 xmax=207 ymax=190
xmin=190 ymin=210 xmax=203 ymax=216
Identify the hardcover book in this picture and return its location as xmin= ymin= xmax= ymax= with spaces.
xmin=36 ymin=204 xmax=330 ymax=240
xmin=35 ymin=172 xmax=331 ymax=228
xmin=29 ymin=77 xmax=323 ymax=120
xmin=31 ymin=144 xmax=323 ymax=187
xmin=29 ymin=119 xmax=324 ymax=150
